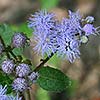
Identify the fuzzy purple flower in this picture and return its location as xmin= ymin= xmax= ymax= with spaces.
xmin=28 ymin=9 xmax=99 ymax=63
xmin=1 ymin=59 xmax=15 ymax=74
xmin=0 ymin=85 xmax=22 ymax=100
xmin=83 ymin=24 xmax=100 ymax=36
xmin=85 ymin=16 xmax=94 ymax=23
xmin=12 ymin=32 xmax=27 ymax=48
xmin=8 ymin=94 xmax=22 ymax=100
xmin=68 ymin=10 xmax=82 ymax=32
xmin=12 ymin=78 xmax=28 ymax=92
xmin=57 ymin=34 xmax=80 ymax=62
xmin=28 ymin=72 xmax=39 ymax=83
xmin=28 ymin=10 xmax=56 ymax=35
xmin=57 ymin=18 xmax=82 ymax=40
xmin=0 ymin=85 xmax=8 ymax=100
xmin=16 ymin=63 xmax=31 ymax=77
xmin=34 ymin=31 xmax=60 ymax=56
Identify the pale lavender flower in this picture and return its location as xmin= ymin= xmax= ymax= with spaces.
xmin=83 ymin=24 xmax=100 ymax=36
xmin=8 ymin=94 xmax=22 ymax=100
xmin=16 ymin=63 xmax=31 ymax=77
xmin=12 ymin=32 xmax=27 ymax=48
xmin=28 ymin=9 xmax=99 ymax=62
xmin=28 ymin=10 xmax=56 ymax=35
xmin=0 ymin=85 xmax=22 ymax=100
xmin=85 ymin=16 xmax=94 ymax=23
xmin=2 ymin=59 xmax=15 ymax=74
xmin=68 ymin=10 xmax=82 ymax=32
xmin=28 ymin=72 xmax=38 ymax=83
xmin=57 ymin=18 xmax=82 ymax=40
xmin=57 ymin=34 xmax=80 ymax=62
xmin=12 ymin=78 xmax=28 ymax=92
xmin=0 ymin=85 xmax=8 ymax=100
xmin=34 ymin=30 xmax=60 ymax=56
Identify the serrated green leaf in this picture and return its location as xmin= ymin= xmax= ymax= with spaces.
xmin=37 ymin=67 xmax=71 ymax=92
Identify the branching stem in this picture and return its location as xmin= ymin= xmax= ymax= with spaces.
xmin=34 ymin=53 xmax=54 ymax=72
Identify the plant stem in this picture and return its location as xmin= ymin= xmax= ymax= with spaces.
xmin=19 ymin=92 xmax=25 ymax=100
xmin=0 ymin=35 xmax=10 ymax=58
xmin=26 ymin=89 xmax=31 ymax=100
xmin=9 ymin=50 xmax=17 ymax=60
xmin=34 ymin=53 xmax=54 ymax=72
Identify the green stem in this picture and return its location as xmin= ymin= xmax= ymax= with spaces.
xmin=34 ymin=53 xmax=54 ymax=72
xmin=0 ymin=35 xmax=10 ymax=58
xmin=19 ymin=92 xmax=25 ymax=100
xmin=26 ymin=89 xmax=31 ymax=100
xmin=9 ymin=50 xmax=17 ymax=60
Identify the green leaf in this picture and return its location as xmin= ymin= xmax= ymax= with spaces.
xmin=12 ymin=48 xmax=23 ymax=56
xmin=37 ymin=67 xmax=71 ymax=92
xmin=0 ymin=24 xmax=14 ymax=45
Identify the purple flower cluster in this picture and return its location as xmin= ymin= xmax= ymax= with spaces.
xmin=12 ymin=32 xmax=27 ymax=48
xmin=0 ymin=85 xmax=21 ymax=100
xmin=29 ymin=10 xmax=99 ymax=62
xmin=1 ymin=58 xmax=38 ymax=92
xmin=1 ymin=59 xmax=15 ymax=74
xmin=12 ymin=78 xmax=28 ymax=92
xmin=16 ymin=63 xmax=31 ymax=77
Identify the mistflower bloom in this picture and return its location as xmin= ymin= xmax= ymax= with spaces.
xmin=16 ymin=63 xmax=31 ymax=77
xmin=28 ymin=72 xmax=39 ymax=83
xmin=0 ymin=43 xmax=4 ymax=54
xmin=12 ymin=78 xmax=28 ymax=92
xmin=83 ymin=24 xmax=100 ymax=36
xmin=85 ymin=16 xmax=94 ymax=23
xmin=28 ymin=10 xmax=56 ymax=35
xmin=57 ymin=35 xmax=80 ymax=63
xmin=57 ymin=18 xmax=82 ymax=40
xmin=12 ymin=32 xmax=27 ymax=48
xmin=68 ymin=10 xmax=82 ymax=32
xmin=34 ymin=31 xmax=60 ymax=56
xmin=8 ymin=94 xmax=22 ymax=100
xmin=1 ymin=59 xmax=15 ymax=74
xmin=29 ymin=9 xmax=100 ymax=62
xmin=0 ymin=85 xmax=8 ymax=100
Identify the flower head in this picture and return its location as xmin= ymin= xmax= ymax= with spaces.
xmin=28 ymin=72 xmax=39 ymax=83
xmin=12 ymin=32 xmax=27 ymax=48
xmin=68 ymin=10 xmax=82 ymax=31
xmin=8 ymin=94 xmax=22 ymax=100
xmin=34 ymin=31 xmax=60 ymax=56
xmin=16 ymin=63 xmax=31 ymax=77
xmin=57 ymin=34 xmax=80 ymax=62
xmin=0 ymin=85 xmax=8 ymax=100
xmin=83 ymin=24 xmax=100 ymax=36
xmin=0 ymin=85 xmax=22 ymax=100
xmin=85 ymin=16 xmax=94 ymax=23
xmin=28 ymin=10 xmax=56 ymax=35
xmin=28 ymin=9 xmax=99 ymax=63
xmin=2 ymin=59 xmax=15 ymax=74
xmin=12 ymin=78 xmax=28 ymax=92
